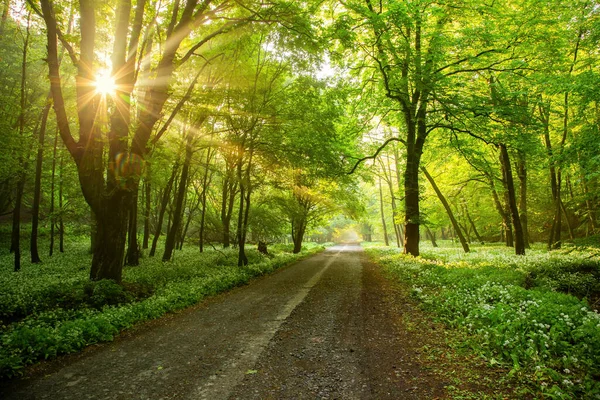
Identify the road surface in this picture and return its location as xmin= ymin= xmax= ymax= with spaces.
xmin=1 ymin=244 xmax=444 ymax=399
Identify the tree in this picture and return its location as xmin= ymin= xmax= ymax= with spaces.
xmin=33 ymin=0 xmax=289 ymax=281
xmin=338 ymin=0 xmax=521 ymax=256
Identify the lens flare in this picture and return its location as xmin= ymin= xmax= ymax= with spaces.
xmin=94 ymin=70 xmax=116 ymax=96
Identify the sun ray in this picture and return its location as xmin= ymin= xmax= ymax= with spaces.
xmin=94 ymin=70 xmax=116 ymax=96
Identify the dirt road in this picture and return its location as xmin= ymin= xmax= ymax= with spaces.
xmin=0 ymin=244 xmax=447 ymax=399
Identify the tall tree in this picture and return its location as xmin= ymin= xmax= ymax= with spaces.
xmin=33 ymin=0 xmax=286 ymax=281
xmin=341 ymin=0 xmax=519 ymax=255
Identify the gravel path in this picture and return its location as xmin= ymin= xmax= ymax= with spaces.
xmin=0 ymin=244 xmax=446 ymax=399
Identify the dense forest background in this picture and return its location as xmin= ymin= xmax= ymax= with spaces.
xmin=1 ymin=0 xmax=599 ymax=274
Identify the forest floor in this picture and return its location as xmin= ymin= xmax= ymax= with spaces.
xmin=0 ymin=244 xmax=517 ymax=399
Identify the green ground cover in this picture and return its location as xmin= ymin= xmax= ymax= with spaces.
xmin=0 ymin=239 xmax=329 ymax=379
xmin=365 ymin=241 xmax=600 ymax=400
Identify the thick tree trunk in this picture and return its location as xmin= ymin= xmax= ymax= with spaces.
xmin=292 ymin=218 xmax=307 ymax=254
xmin=90 ymin=198 xmax=129 ymax=281
xmin=499 ymin=144 xmax=525 ymax=255
xmin=378 ymin=176 xmax=389 ymax=246
xmin=421 ymin=166 xmax=469 ymax=253
xmin=404 ymin=150 xmax=421 ymax=256
xmin=163 ymin=134 xmax=192 ymax=262
xmin=30 ymin=100 xmax=52 ymax=263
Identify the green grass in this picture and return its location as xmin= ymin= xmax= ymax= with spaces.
xmin=365 ymin=241 xmax=600 ymax=400
xmin=0 ymin=238 xmax=330 ymax=379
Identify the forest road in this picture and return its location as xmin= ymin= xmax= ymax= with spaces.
xmin=1 ymin=244 xmax=441 ymax=400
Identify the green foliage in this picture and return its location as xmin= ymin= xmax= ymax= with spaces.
xmin=0 ymin=241 xmax=328 ymax=379
xmin=367 ymin=244 xmax=600 ymax=399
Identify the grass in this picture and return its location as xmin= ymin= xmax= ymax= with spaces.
xmin=365 ymin=240 xmax=600 ymax=400
xmin=0 ymin=236 xmax=331 ymax=379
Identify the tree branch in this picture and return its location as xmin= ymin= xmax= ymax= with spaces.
xmin=347 ymin=137 xmax=406 ymax=174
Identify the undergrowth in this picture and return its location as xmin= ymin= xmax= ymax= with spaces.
xmin=0 ymin=240 xmax=329 ymax=379
xmin=366 ymin=242 xmax=600 ymax=400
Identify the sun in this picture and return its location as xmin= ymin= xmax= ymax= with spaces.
xmin=94 ymin=70 xmax=116 ymax=96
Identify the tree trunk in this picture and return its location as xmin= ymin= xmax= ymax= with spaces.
xmin=58 ymin=153 xmax=64 ymax=253
xmin=125 ymin=187 xmax=140 ymax=265
xmin=499 ymin=144 xmax=525 ymax=255
xmin=221 ymin=165 xmax=237 ymax=248
xmin=378 ymin=176 xmax=389 ymax=246
xmin=236 ymin=147 xmax=253 ymax=267
xmin=49 ymin=128 xmax=59 ymax=256
xmin=142 ymin=171 xmax=151 ymax=249
xmin=199 ymin=149 xmax=214 ymax=252
xmin=149 ymin=163 xmax=178 ymax=257
xmin=179 ymin=189 xmax=200 ymax=250
xmin=403 ymin=114 xmax=427 ymax=256
xmin=464 ymin=204 xmax=484 ymax=244
xmin=90 ymin=199 xmax=129 ymax=281
xmin=421 ymin=166 xmax=469 ymax=253
xmin=11 ymin=179 xmax=25 ymax=271
xmin=30 ymin=99 xmax=52 ymax=263
xmin=425 ymin=225 xmax=438 ymax=247
xmin=516 ymin=154 xmax=530 ymax=248
xmin=489 ymin=175 xmax=513 ymax=246
xmin=381 ymin=161 xmax=402 ymax=248
xmin=560 ymin=199 xmax=574 ymax=240
xmin=292 ymin=218 xmax=307 ymax=254
xmin=12 ymin=12 xmax=31 ymax=272
xmin=163 ymin=134 xmax=192 ymax=262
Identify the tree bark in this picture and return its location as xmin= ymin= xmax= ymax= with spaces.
xmin=149 ymin=163 xmax=178 ymax=257
xmin=12 ymin=12 xmax=31 ymax=272
xmin=378 ymin=176 xmax=389 ymax=246
xmin=125 ymin=188 xmax=140 ymax=265
xmin=380 ymin=160 xmax=402 ymax=247
xmin=499 ymin=144 xmax=525 ymax=255
xmin=142 ymin=171 xmax=151 ymax=249
xmin=464 ymin=203 xmax=484 ymax=244
xmin=90 ymin=198 xmax=129 ymax=281
xmin=424 ymin=225 xmax=438 ymax=247
xmin=516 ymin=153 xmax=530 ymax=248
xmin=162 ymin=134 xmax=193 ymax=262
xmin=58 ymin=153 xmax=64 ymax=253
xmin=49 ymin=128 xmax=59 ymax=256
xmin=199 ymin=148 xmax=214 ymax=252
xmin=421 ymin=166 xmax=469 ymax=253
xmin=488 ymin=174 xmax=513 ymax=246
xmin=30 ymin=99 xmax=52 ymax=263
xmin=220 ymin=156 xmax=237 ymax=248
